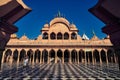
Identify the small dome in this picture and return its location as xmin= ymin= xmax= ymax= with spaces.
xmin=20 ymin=34 xmax=29 ymax=40
xmin=44 ymin=24 xmax=49 ymax=28
xmin=70 ymin=23 xmax=76 ymax=28
xmin=10 ymin=34 xmax=18 ymax=39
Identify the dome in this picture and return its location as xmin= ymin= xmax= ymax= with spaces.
xmin=50 ymin=17 xmax=70 ymax=27
xmin=10 ymin=34 xmax=18 ymax=39
xmin=70 ymin=23 xmax=76 ymax=28
xmin=44 ymin=23 xmax=49 ymax=28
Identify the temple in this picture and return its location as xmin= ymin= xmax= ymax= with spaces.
xmin=1 ymin=14 xmax=117 ymax=67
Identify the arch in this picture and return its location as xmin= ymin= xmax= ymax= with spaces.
xmin=107 ymin=49 xmax=114 ymax=63
xmin=79 ymin=49 xmax=85 ymax=63
xmin=101 ymin=49 xmax=106 ymax=62
xmin=42 ymin=32 xmax=48 ymax=39
xmin=64 ymin=49 xmax=70 ymax=62
xmin=42 ymin=49 xmax=48 ymax=63
xmin=71 ymin=32 xmax=77 ymax=39
xmin=50 ymin=32 xmax=56 ymax=40
xmin=71 ymin=49 xmax=77 ymax=63
xmin=64 ymin=32 xmax=69 ymax=40
xmin=49 ymin=49 xmax=55 ymax=63
xmin=93 ymin=49 xmax=100 ymax=63
xmin=57 ymin=32 xmax=62 ymax=39
xmin=20 ymin=49 xmax=26 ymax=62
xmin=4 ymin=49 xmax=12 ymax=63
xmin=13 ymin=49 xmax=18 ymax=62
xmin=35 ymin=49 xmax=41 ymax=63
xmin=57 ymin=49 xmax=62 ymax=62
xmin=27 ymin=49 xmax=33 ymax=63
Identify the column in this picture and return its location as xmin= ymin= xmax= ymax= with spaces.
xmin=105 ymin=50 xmax=109 ymax=65
xmin=69 ymin=51 xmax=71 ymax=64
xmin=92 ymin=51 xmax=95 ymax=65
xmin=1 ymin=50 xmax=5 ymax=70
xmin=99 ymin=51 xmax=102 ymax=65
xmin=55 ymin=51 xmax=57 ymax=63
xmin=62 ymin=52 xmax=64 ymax=64
xmin=10 ymin=51 xmax=13 ymax=66
xmin=40 ymin=52 xmax=42 ymax=64
xmin=77 ymin=51 xmax=79 ymax=64
xmin=32 ymin=51 xmax=35 ymax=65
xmin=17 ymin=50 xmax=20 ymax=67
xmin=47 ymin=52 xmax=50 ymax=64
xmin=85 ymin=51 xmax=87 ymax=65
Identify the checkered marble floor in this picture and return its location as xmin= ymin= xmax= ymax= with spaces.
xmin=0 ymin=63 xmax=120 ymax=80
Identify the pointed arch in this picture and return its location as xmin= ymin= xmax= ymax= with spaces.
xmin=101 ymin=49 xmax=106 ymax=62
xmin=64 ymin=32 xmax=69 ymax=39
xmin=35 ymin=49 xmax=41 ymax=63
xmin=13 ymin=49 xmax=18 ymax=62
xmin=20 ymin=49 xmax=26 ymax=62
xmin=42 ymin=49 xmax=48 ymax=63
xmin=50 ymin=32 xmax=56 ymax=39
xmin=79 ymin=49 xmax=85 ymax=62
xmin=4 ymin=49 xmax=12 ymax=63
xmin=71 ymin=49 xmax=77 ymax=63
xmin=57 ymin=32 xmax=62 ymax=39
xmin=93 ymin=49 xmax=100 ymax=62
xmin=64 ymin=49 xmax=70 ymax=62
xmin=42 ymin=32 xmax=48 ymax=39
xmin=71 ymin=32 xmax=77 ymax=39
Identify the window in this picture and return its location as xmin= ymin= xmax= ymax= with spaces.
xmin=57 ymin=32 xmax=62 ymax=39
xmin=50 ymin=32 xmax=56 ymax=39
xmin=71 ymin=32 xmax=77 ymax=39
xmin=64 ymin=32 xmax=69 ymax=40
xmin=42 ymin=32 xmax=48 ymax=39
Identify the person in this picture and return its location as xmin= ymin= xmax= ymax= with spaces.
xmin=23 ymin=56 xmax=28 ymax=68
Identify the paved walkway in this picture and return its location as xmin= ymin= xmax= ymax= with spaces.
xmin=0 ymin=63 xmax=120 ymax=80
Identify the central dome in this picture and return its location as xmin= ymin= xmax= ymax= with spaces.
xmin=50 ymin=17 xmax=70 ymax=27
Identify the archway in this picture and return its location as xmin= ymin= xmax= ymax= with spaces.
xmin=107 ymin=49 xmax=114 ymax=63
xmin=27 ymin=49 xmax=33 ymax=63
xmin=71 ymin=49 xmax=77 ymax=63
xmin=35 ymin=49 xmax=41 ymax=63
xmin=57 ymin=49 xmax=62 ymax=62
xmin=57 ymin=32 xmax=62 ymax=39
xmin=49 ymin=49 xmax=55 ymax=63
xmin=20 ymin=49 xmax=26 ymax=62
xmin=101 ymin=50 xmax=106 ymax=63
xmin=42 ymin=32 xmax=48 ymax=39
xmin=79 ymin=49 xmax=85 ymax=63
xmin=50 ymin=32 xmax=56 ymax=40
xmin=71 ymin=32 xmax=77 ymax=39
xmin=93 ymin=49 xmax=100 ymax=63
xmin=4 ymin=49 xmax=12 ymax=63
xmin=42 ymin=49 xmax=48 ymax=63
xmin=64 ymin=49 xmax=69 ymax=62
xmin=86 ymin=51 xmax=92 ymax=63
xmin=64 ymin=32 xmax=69 ymax=40
xmin=13 ymin=49 xmax=18 ymax=63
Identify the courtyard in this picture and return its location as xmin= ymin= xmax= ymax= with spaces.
xmin=0 ymin=63 xmax=120 ymax=80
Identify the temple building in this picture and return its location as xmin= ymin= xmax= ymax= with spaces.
xmin=1 ymin=13 xmax=117 ymax=66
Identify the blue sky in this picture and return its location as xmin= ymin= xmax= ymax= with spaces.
xmin=15 ymin=0 xmax=105 ymax=39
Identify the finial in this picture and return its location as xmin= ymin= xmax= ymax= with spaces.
xmin=92 ymin=30 xmax=96 ymax=36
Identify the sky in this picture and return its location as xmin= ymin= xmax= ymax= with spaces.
xmin=15 ymin=0 xmax=106 ymax=39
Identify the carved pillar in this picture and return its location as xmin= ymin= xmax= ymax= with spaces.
xmin=69 ymin=51 xmax=71 ymax=63
xmin=85 ymin=51 xmax=87 ymax=64
xmin=32 ymin=51 xmax=35 ymax=65
xmin=10 ymin=50 xmax=13 ymax=65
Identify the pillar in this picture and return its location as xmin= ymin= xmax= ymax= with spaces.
xmin=85 ymin=51 xmax=87 ymax=64
xmin=99 ymin=51 xmax=102 ymax=65
xmin=0 ymin=49 xmax=5 ymax=70
xmin=92 ymin=51 xmax=95 ymax=65
xmin=10 ymin=50 xmax=13 ymax=66
xmin=47 ymin=52 xmax=50 ymax=64
xmin=114 ymin=53 xmax=117 ymax=63
xmin=105 ymin=50 xmax=109 ymax=66
xmin=62 ymin=52 xmax=64 ymax=64
xmin=69 ymin=51 xmax=71 ymax=63
xmin=40 ymin=52 xmax=42 ymax=64
xmin=55 ymin=51 xmax=57 ymax=63
xmin=32 ymin=51 xmax=35 ymax=65
xmin=77 ymin=51 xmax=79 ymax=64
xmin=17 ymin=50 xmax=20 ymax=67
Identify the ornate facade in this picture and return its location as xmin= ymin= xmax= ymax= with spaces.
xmin=2 ymin=15 xmax=117 ymax=67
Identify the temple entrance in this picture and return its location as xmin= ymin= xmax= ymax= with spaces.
xmin=57 ymin=49 xmax=62 ymax=63
xmin=49 ymin=49 xmax=55 ymax=63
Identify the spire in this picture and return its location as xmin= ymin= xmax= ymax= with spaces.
xmin=55 ymin=11 xmax=63 ymax=18
xmin=92 ymin=30 xmax=96 ymax=36
xmin=82 ymin=33 xmax=89 ymax=40
xmin=91 ymin=30 xmax=99 ymax=40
